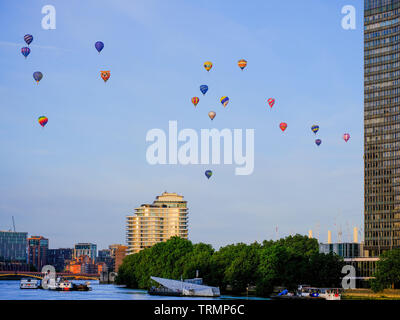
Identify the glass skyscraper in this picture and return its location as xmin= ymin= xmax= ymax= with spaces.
xmin=364 ymin=0 xmax=400 ymax=256
xmin=0 ymin=231 xmax=27 ymax=262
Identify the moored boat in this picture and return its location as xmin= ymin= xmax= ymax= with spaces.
xmin=20 ymin=278 xmax=40 ymax=289
xmin=148 ymin=276 xmax=220 ymax=297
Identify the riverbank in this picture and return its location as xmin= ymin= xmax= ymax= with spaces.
xmin=342 ymin=289 xmax=400 ymax=300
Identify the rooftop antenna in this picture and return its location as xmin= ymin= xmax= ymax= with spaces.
xmin=12 ymin=216 xmax=16 ymax=232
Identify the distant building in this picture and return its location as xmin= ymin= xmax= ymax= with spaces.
xmin=126 ymin=192 xmax=189 ymax=254
xmin=73 ymin=243 xmax=97 ymax=262
xmin=114 ymin=245 xmax=127 ymax=272
xmin=0 ymin=231 xmax=28 ymax=262
xmin=65 ymin=255 xmax=102 ymax=274
xmin=97 ymin=249 xmax=114 ymax=272
xmin=0 ymin=231 xmax=29 ymax=271
xmin=47 ymin=248 xmax=73 ymax=272
xmin=319 ymin=242 xmax=363 ymax=259
xmin=28 ymin=236 xmax=49 ymax=271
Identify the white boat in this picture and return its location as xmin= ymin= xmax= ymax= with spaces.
xmin=297 ymin=285 xmax=341 ymax=300
xmin=149 ymin=276 xmax=220 ymax=297
xmin=20 ymin=278 xmax=40 ymax=289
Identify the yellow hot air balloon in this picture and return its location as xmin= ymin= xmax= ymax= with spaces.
xmin=204 ymin=61 xmax=213 ymax=72
xmin=238 ymin=59 xmax=247 ymax=70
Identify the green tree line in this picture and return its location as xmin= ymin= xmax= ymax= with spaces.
xmin=116 ymin=235 xmax=344 ymax=296
xmin=371 ymin=248 xmax=400 ymax=292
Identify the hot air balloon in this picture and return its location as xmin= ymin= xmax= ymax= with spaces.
xmin=343 ymin=133 xmax=350 ymax=142
xmin=205 ymin=170 xmax=213 ymax=179
xmin=95 ymin=41 xmax=104 ymax=53
xmin=238 ymin=59 xmax=247 ymax=70
xmin=220 ymin=96 xmax=229 ymax=108
xmin=315 ymin=139 xmax=322 ymax=146
xmin=204 ymin=61 xmax=213 ymax=72
xmin=21 ymin=47 xmax=30 ymax=59
xmin=100 ymin=71 xmax=110 ymax=82
xmin=191 ymin=97 xmax=199 ymax=107
xmin=200 ymin=85 xmax=208 ymax=95
xmin=311 ymin=125 xmax=319 ymax=134
xmin=279 ymin=122 xmax=287 ymax=132
xmin=38 ymin=116 xmax=48 ymax=127
xmin=24 ymin=34 xmax=33 ymax=46
xmin=208 ymin=111 xmax=216 ymax=120
xmin=33 ymin=72 xmax=43 ymax=84
xmin=268 ymin=98 xmax=275 ymax=108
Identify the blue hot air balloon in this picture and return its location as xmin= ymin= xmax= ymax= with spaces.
xmin=205 ymin=170 xmax=213 ymax=179
xmin=311 ymin=125 xmax=319 ymax=134
xmin=21 ymin=47 xmax=30 ymax=59
xmin=200 ymin=85 xmax=208 ymax=95
xmin=24 ymin=34 xmax=33 ymax=46
xmin=33 ymin=72 xmax=43 ymax=84
xmin=315 ymin=139 xmax=322 ymax=146
xmin=95 ymin=41 xmax=104 ymax=53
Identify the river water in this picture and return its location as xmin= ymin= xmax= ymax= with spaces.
xmin=0 ymin=280 xmax=269 ymax=300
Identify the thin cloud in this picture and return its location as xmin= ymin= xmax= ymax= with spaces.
xmin=0 ymin=41 xmax=71 ymax=52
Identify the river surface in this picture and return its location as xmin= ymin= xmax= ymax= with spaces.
xmin=0 ymin=280 xmax=269 ymax=300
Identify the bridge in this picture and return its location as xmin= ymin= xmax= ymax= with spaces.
xmin=0 ymin=271 xmax=99 ymax=280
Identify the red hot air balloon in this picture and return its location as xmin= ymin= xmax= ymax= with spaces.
xmin=100 ymin=71 xmax=110 ymax=82
xmin=191 ymin=97 xmax=199 ymax=107
xmin=280 ymin=122 xmax=287 ymax=132
xmin=343 ymin=133 xmax=350 ymax=142
xmin=267 ymin=98 xmax=275 ymax=108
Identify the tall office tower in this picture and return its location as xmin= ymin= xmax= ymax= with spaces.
xmin=126 ymin=192 xmax=188 ymax=254
xmin=0 ymin=231 xmax=28 ymax=263
xmin=73 ymin=243 xmax=97 ymax=262
xmin=364 ymin=0 xmax=400 ymax=256
xmin=28 ymin=236 xmax=49 ymax=271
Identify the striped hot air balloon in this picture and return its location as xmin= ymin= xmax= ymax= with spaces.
xmin=267 ymin=98 xmax=275 ymax=108
xmin=191 ymin=97 xmax=199 ymax=107
xmin=38 ymin=116 xmax=48 ymax=127
xmin=220 ymin=96 xmax=229 ymax=108
xmin=204 ymin=61 xmax=213 ymax=72
xmin=21 ymin=47 xmax=30 ymax=59
xmin=238 ymin=59 xmax=247 ymax=70
xmin=311 ymin=125 xmax=319 ymax=134
xmin=24 ymin=34 xmax=33 ymax=45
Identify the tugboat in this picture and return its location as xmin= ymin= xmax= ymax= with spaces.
xmin=44 ymin=277 xmax=92 ymax=291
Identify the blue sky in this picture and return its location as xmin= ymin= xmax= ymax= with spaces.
xmin=0 ymin=0 xmax=364 ymax=250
